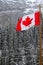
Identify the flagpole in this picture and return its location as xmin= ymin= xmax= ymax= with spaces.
xmin=38 ymin=4 xmax=42 ymax=65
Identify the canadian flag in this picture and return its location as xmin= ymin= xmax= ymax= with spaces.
xmin=16 ymin=11 xmax=40 ymax=31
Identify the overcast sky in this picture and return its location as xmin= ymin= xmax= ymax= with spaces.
xmin=1 ymin=0 xmax=43 ymax=2
xmin=26 ymin=0 xmax=43 ymax=2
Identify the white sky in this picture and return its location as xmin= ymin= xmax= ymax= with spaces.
xmin=28 ymin=0 xmax=36 ymax=2
xmin=26 ymin=0 xmax=43 ymax=2
xmin=1 ymin=0 xmax=42 ymax=2
xmin=1 ymin=0 xmax=43 ymax=4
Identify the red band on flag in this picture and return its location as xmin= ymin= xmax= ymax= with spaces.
xmin=35 ymin=12 xmax=40 ymax=26
xmin=16 ymin=18 xmax=22 ymax=31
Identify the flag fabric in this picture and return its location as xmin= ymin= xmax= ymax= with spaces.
xmin=16 ymin=11 xmax=40 ymax=31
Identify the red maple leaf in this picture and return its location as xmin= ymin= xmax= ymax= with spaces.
xmin=22 ymin=16 xmax=33 ymax=26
